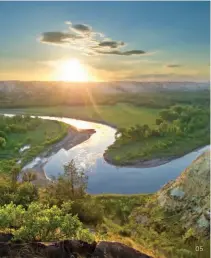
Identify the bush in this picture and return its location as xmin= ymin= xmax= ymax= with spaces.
xmin=71 ymin=197 xmax=104 ymax=225
xmin=14 ymin=182 xmax=38 ymax=207
xmin=0 ymin=131 xmax=7 ymax=139
xmin=0 ymin=202 xmax=94 ymax=242
xmin=0 ymin=177 xmax=14 ymax=205
xmin=0 ymin=177 xmax=38 ymax=207
xmin=0 ymin=137 xmax=6 ymax=148
xmin=119 ymin=228 xmax=131 ymax=237
xmin=155 ymin=118 xmax=163 ymax=125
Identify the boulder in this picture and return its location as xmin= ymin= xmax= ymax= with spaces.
xmin=0 ymin=239 xmax=152 ymax=258
xmin=91 ymin=241 xmax=152 ymax=258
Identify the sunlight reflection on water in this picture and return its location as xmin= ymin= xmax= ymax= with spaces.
xmin=3 ymin=114 xmax=210 ymax=194
xmin=40 ymin=116 xmax=209 ymax=194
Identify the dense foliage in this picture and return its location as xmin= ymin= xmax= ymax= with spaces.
xmin=0 ymin=161 xmax=94 ymax=243
xmin=0 ymin=158 xmax=209 ymax=257
xmin=0 ymin=176 xmax=38 ymax=207
xmin=0 ymin=202 xmax=94 ymax=242
xmin=106 ymin=105 xmax=210 ymax=164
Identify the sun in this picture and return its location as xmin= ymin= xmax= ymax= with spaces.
xmin=56 ymin=59 xmax=92 ymax=82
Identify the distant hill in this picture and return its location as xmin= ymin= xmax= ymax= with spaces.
xmin=0 ymin=81 xmax=210 ymax=94
xmin=0 ymin=81 xmax=209 ymax=109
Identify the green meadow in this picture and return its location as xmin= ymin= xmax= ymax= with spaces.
xmin=0 ymin=116 xmax=68 ymax=173
xmin=0 ymin=103 xmax=159 ymax=128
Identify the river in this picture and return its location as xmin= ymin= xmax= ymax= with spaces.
xmin=16 ymin=115 xmax=208 ymax=194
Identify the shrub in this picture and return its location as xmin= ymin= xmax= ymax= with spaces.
xmin=0 ymin=202 xmax=94 ymax=242
xmin=119 ymin=228 xmax=131 ymax=237
xmin=14 ymin=182 xmax=38 ymax=207
xmin=71 ymin=198 xmax=104 ymax=225
xmin=0 ymin=137 xmax=6 ymax=148
xmin=0 ymin=131 xmax=7 ymax=139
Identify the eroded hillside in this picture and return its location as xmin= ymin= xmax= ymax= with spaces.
xmin=158 ymin=150 xmax=210 ymax=235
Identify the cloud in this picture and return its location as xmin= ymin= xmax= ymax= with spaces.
xmin=96 ymin=50 xmax=146 ymax=56
xmin=72 ymin=24 xmax=92 ymax=34
xmin=98 ymin=40 xmax=125 ymax=49
xmin=166 ymin=64 xmax=182 ymax=68
xmin=40 ymin=32 xmax=82 ymax=44
xmin=66 ymin=21 xmax=104 ymax=38
xmin=39 ymin=21 xmax=148 ymax=57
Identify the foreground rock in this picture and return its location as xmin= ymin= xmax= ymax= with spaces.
xmin=92 ymin=241 xmax=151 ymax=258
xmin=0 ymin=236 xmax=152 ymax=258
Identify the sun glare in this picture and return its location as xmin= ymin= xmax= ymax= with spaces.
xmin=56 ymin=59 xmax=92 ymax=82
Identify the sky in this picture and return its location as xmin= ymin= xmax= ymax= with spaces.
xmin=0 ymin=1 xmax=210 ymax=82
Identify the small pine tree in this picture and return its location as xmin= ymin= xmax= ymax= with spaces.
xmin=63 ymin=160 xmax=88 ymax=198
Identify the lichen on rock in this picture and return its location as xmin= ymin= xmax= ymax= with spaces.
xmin=157 ymin=150 xmax=210 ymax=235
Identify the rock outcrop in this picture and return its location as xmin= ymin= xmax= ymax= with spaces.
xmin=0 ymin=234 xmax=152 ymax=258
xmin=157 ymin=150 xmax=210 ymax=235
xmin=91 ymin=241 xmax=151 ymax=258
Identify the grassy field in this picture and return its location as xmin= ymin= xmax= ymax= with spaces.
xmin=0 ymin=120 xmax=63 ymax=156
xmin=0 ymin=117 xmax=68 ymax=174
xmin=105 ymin=105 xmax=210 ymax=165
xmin=0 ymin=103 xmax=159 ymax=128
xmin=105 ymin=132 xmax=209 ymax=165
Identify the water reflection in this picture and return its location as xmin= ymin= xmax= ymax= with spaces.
xmin=4 ymin=114 xmax=209 ymax=194
xmin=40 ymin=116 xmax=209 ymax=194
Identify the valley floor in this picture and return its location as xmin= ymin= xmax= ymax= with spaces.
xmin=0 ymin=103 xmax=159 ymax=128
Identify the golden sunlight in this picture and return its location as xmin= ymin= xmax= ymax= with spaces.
xmin=55 ymin=59 xmax=92 ymax=82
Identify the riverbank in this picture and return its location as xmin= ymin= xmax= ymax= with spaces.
xmin=104 ymin=105 xmax=209 ymax=168
xmin=3 ymin=112 xmax=209 ymax=171
xmin=104 ymin=143 xmax=209 ymax=168
xmin=103 ymin=152 xmax=174 ymax=168
xmin=21 ymin=127 xmax=96 ymax=185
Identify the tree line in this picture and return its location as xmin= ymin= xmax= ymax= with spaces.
xmin=115 ymin=105 xmax=209 ymax=143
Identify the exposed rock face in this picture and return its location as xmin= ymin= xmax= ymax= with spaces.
xmin=0 ymin=236 xmax=152 ymax=258
xmin=91 ymin=241 xmax=152 ymax=258
xmin=157 ymin=150 xmax=210 ymax=235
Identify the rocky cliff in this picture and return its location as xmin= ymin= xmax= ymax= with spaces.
xmin=157 ymin=150 xmax=210 ymax=236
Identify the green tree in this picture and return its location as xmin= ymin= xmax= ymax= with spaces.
xmin=22 ymin=170 xmax=37 ymax=182
xmin=0 ymin=177 xmax=14 ymax=205
xmin=172 ymin=105 xmax=184 ymax=114
xmin=0 ymin=137 xmax=6 ymax=148
xmin=15 ymin=182 xmax=38 ymax=207
xmin=0 ymin=131 xmax=7 ymax=139
xmin=63 ymin=160 xmax=88 ymax=198
xmin=40 ymin=160 xmax=88 ymax=205
xmin=155 ymin=118 xmax=163 ymax=125
xmin=10 ymin=165 xmax=21 ymax=189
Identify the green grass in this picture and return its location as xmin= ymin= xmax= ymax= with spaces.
xmin=0 ymin=103 xmax=159 ymax=128
xmin=105 ymin=105 xmax=210 ymax=165
xmin=91 ymin=193 xmax=210 ymax=258
xmin=106 ymin=132 xmax=209 ymax=165
xmin=0 ymin=120 xmax=61 ymax=155
xmin=0 ymin=119 xmax=68 ymax=174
